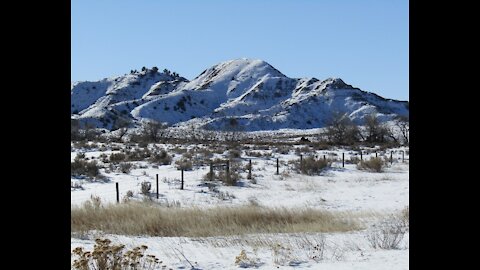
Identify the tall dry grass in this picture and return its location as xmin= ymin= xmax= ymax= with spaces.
xmin=72 ymin=202 xmax=360 ymax=237
xmin=357 ymin=157 xmax=385 ymax=172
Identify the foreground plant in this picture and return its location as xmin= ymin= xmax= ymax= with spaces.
xmin=72 ymin=238 xmax=170 ymax=270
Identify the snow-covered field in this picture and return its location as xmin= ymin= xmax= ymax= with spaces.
xmin=71 ymin=142 xmax=409 ymax=269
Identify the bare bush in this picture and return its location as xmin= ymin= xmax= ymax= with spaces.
xmin=175 ymin=158 xmax=193 ymax=170
xmin=109 ymin=153 xmax=126 ymax=163
xmin=83 ymin=195 xmax=102 ymax=210
xmin=72 ymin=238 xmax=166 ymax=270
xmin=149 ymin=150 xmax=172 ymax=165
xmin=297 ymin=156 xmax=331 ymax=175
xmin=245 ymin=150 xmax=263 ymax=157
xmin=71 ymin=181 xmax=84 ymax=190
xmin=119 ymin=162 xmax=133 ymax=174
xmin=124 ymin=148 xmax=151 ymax=161
xmin=346 ymin=156 xmax=361 ymax=164
xmin=228 ymin=149 xmax=242 ymax=159
xmin=367 ymin=215 xmax=407 ymax=249
xmin=235 ymin=250 xmax=262 ymax=268
xmin=357 ymin=157 xmax=384 ymax=172
xmin=71 ymin=159 xmax=102 ymax=180
xmin=140 ymin=181 xmax=151 ymax=196
xmin=217 ymin=170 xmax=240 ymax=186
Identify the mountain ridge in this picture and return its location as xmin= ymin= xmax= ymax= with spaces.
xmin=71 ymin=58 xmax=408 ymax=131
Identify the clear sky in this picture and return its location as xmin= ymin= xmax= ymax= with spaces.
xmin=71 ymin=0 xmax=408 ymax=101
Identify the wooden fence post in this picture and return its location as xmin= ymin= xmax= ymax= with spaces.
xmin=248 ymin=159 xmax=252 ymax=179
xmin=390 ymin=151 xmax=393 ymax=164
xmin=402 ymin=151 xmax=405 ymax=163
xmin=156 ymin=174 xmax=159 ymax=199
xmin=360 ymin=151 xmax=363 ymax=161
xmin=342 ymin=153 xmax=345 ymax=168
xmin=276 ymin=158 xmax=279 ymax=175
xmin=116 ymin=182 xmax=119 ymax=203
xmin=181 ymin=169 xmax=184 ymax=190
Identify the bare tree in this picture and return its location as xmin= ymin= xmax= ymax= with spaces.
xmin=140 ymin=120 xmax=167 ymax=143
xmin=394 ymin=116 xmax=409 ymax=145
xmin=325 ymin=112 xmax=361 ymax=145
xmin=363 ymin=113 xmax=392 ymax=144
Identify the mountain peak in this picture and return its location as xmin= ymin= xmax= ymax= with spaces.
xmin=213 ymin=58 xmax=285 ymax=77
xmin=323 ymin=77 xmax=353 ymax=89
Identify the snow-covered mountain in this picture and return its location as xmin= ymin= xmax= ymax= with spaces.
xmin=71 ymin=59 xmax=408 ymax=131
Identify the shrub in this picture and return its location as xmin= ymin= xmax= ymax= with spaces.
xmin=71 ymin=181 xmax=84 ymax=190
xmin=125 ymin=148 xmax=151 ymax=161
xmin=71 ymin=159 xmax=101 ymax=180
xmin=297 ymin=156 xmax=330 ymax=175
xmin=367 ymin=215 xmax=407 ymax=249
xmin=235 ymin=250 xmax=262 ymax=268
xmin=217 ymin=170 xmax=239 ymax=186
xmin=228 ymin=149 xmax=242 ymax=159
xmin=295 ymin=146 xmax=312 ymax=155
xmin=149 ymin=150 xmax=172 ymax=165
xmin=357 ymin=157 xmax=384 ymax=172
xmin=245 ymin=151 xmax=263 ymax=158
xmin=203 ymin=169 xmax=240 ymax=186
xmin=83 ymin=195 xmax=102 ymax=210
xmin=71 ymin=238 xmax=166 ymax=270
xmin=347 ymin=156 xmax=361 ymax=164
xmin=140 ymin=181 xmax=151 ymax=196
xmin=175 ymin=158 xmax=193 ymax=170
xmin=274 ymin=146 xmax=290 ymax=155
xmin=119 ymin=162 xmax=133 ymax=174
xmin=109 ymin=153 xmax=126 ymax=163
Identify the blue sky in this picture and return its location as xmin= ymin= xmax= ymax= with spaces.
xmin=71 ymin=0 xmax=408 ymax=101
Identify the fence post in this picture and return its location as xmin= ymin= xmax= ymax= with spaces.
xmin=342 ymin=153 xmax=345 ymax=168
xmin=402 ymin=151 xmax=405 ymax=163
xmin=390 ymin=151 xmax=393 ymax=164
xmin=210 ymin=161 xmax=213 ymax=181
xmin=323 ymin=154 xmax=326 ymax=161
xmin=156 ymin=174 xmax=159 ymax=199
xmin=360 ymin=151 xmax=363 ymax=161
xmin=276 ymin=158 xmax=279 ymax=175
xmin=181 ymin=169 xmax=184 ymax=190
xmin=116 ymin=182 xmax=119 ymax=203
xmin=375 ymin=152 xmax=378 ymax=158
xmin=248 ymin=159 xmax=252 ymax=179
xmin=300 ymin=154 xmax=303 ymax=168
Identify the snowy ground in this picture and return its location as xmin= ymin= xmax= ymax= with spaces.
xmin=72 ymin=231 xmax=408 ymax=269
xmin=71 ymin=142 xmax=409 ymax=269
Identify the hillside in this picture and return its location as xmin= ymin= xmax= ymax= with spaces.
xmin=71 ymin=59 xmax=408 ymax=131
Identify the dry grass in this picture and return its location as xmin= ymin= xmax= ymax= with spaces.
xmin=357 ymin=157 xmax=385 ymax=172
xmin=298 ymin=156 xmax=331 ymax=175
xmin=71 ymin=202 xmax=360 ymax=237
